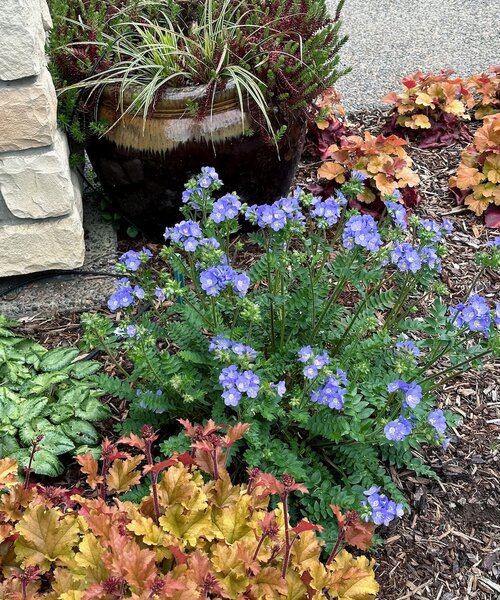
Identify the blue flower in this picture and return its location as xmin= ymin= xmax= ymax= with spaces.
xmin=298 ymin=346 xmax=314 ymax=363
xmin=486 ymin=236 xmax=500 ymax=247
xmin=126 ymin=324 xmax=138 ymax=338
xmin=133 ymin=285 xmax=145 ymax=300
xmin=155 ymin=287 xmax=166 ymax=302
xmin=235 ymin=370 xmax=260 ymax=398
xmin=312 ymin=351 xmax=330 ymax=369
xmin=450 ymin=294 xmax=492 ymax=336
xmin=303 ymin=364 xmax=319 ymax=380
xmin=387 ymin=379 xmax=422 ymax=408
xmin=107 ymin=285 xmax=135 ymax=312
xmin=419 ymin=246 xmax=441 ymax=271
xmin=310 ymin=371 xmax=348 ymax=410
xmin=495 ymin=303 xmax=500 ymax=327
xmin=219 ymin=365 xmax=239 ymax=387
xmin=311 ymin=195 xmax=346 ymax=227
xmin=391 ymin=242 xmax=422 ymax=273
xmin=210 ymin=194 xmax=241 ymax=223
xmin=343 ymin=215 xmax=382 ymax=252
xmin=164 ymin=220 xmax=203 ymax=248
xmin=209 ymin=337 xmax=256 ymax=360
xmin=118 ymin=250 xmax=142 ymax=271
xmin=363 ymin=489 xmax=404 ymax=526
xmin=384 ymin=416 xmax=413 ymax=441
xmin=442 ymin=219 xmax=453 ymax=234
xmin=182 ymin=187 xmax=201 ymax=208
xmin=395 ymin=340 xmax=421 ymax=357
xmin=197 ymin=166 xmax=220 ymax=189
xmin=233 ymin=273 xmax=251 ymax=297
xmin=222 ymin=387 xmax=241 ymax=407
xmin=419 ymin=218 xmax=449 ymax=242
xmin=384 ymin=200 xmax=407 ymax=230
xmin=199 ymin=262 xmax=251 ymax=298
xmin=351 ymin=170 xmax=367 ymax=182
xmin=271 ymin=380 xmax=286 ymax=397
xmin=428 ymin=409 xmax=447 ymax=435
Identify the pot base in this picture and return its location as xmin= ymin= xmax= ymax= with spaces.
xmin=86 ymin=121 xmax=306 ymax=239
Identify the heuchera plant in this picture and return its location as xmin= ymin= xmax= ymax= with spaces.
xmin=449 ymin=114 xmax=500 ymax=225
xmin=466 ymin=66 xmax=500 ymax=120
xmin=306 ymin=87 xmax=352 ymax=160
xmin=382 ymin=69 xmax=472 ymax=148
xmin=82 ymin=169 xmax=500 ymax=541
xmin=0 ymin=422 xmax=379 ymax=599
xmin=316 ymin=132 xmax=420 ymax=213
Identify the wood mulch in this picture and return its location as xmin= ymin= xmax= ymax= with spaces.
xmin=14 ymin=107 xmax=499 ymax=599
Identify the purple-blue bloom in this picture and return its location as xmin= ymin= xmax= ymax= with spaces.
xmin=271 ymin=380 xmax=287 ymax=397
xmin=155 ymin=287 xmax=166 ymax=302
xmin=219 ymin=364 xmax=260 ymax=405
xmin=419 ymin=246 xmax=441 ymax=271
xmin=311 ymin=195 xmax=346 ymax=227
xmin=222 ymin=387 xmax=242 ymax=407
xmin=384 ymin=200 xmax=407 ymax=230
xmin=395 ymin=340 xmax=421 ymax=357
xmin=164 ymin=220 xmax=203 ymax=250
xmin=449 ymin=294 xmax=492 ymax=335
xmin=420 ymin=218 xmax=446 ymax=242
xmin=384 ymin=416 xmax=413 ymax=441
xmin=298 ymin=346 xmax=314 ymax=363
xmin=210 ymin=194 xmax=241 ymax=223
xmin=351 ymin=170 xmax=368 ymax=182
xmin=119 ymin=250 xmax=142 ymax=271
xmin=107 ymin=284 xmax=135 ymax=312
xmin=387 ymin=379 xmax=422 ymax=408
xmin=209 ymin=336 xmax=257 ymax=360
xmin=486 ymin=236 xmax=500 ymax=247
xmin=363 ymin=489 xmax=404 ymax=526
xmin=343 ymin=215 xmax=382 ymax=252
xmin=310 ymin=371 xmax=348 ymax=410
xmin=391 ymin=242 xmax=422 ymax=273
xmin=428 ymin=409 xmax=447 ymax=435
xmin=495 ymin=303 xmax=500 ymax=327
xmin=303 ymin=364 xmax=319 ymax=380
xmin=197 ymin=166 xmax=219 ymax=189
xmin=199 ymin=262 xmax=250 ymax=298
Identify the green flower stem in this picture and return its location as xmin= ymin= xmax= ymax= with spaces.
xmin=266 ymin=235 xmax=276 ymax=351
xmin=419 ymin=349 xmax=491 ymax=388
xmin=96 ymin=333 xmax=129 ymax=378
xmin=308 ymin=265 xmax=316 ymax=333
xmin=210 ymin=297 xmax=219 ymax=330
xmin=383 ymin=273 xmax=412 ymax=331
xmin=140 ymin=342 xmax=164 ymax=388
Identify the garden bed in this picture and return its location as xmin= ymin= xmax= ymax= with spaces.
xmin=12 ymin=105 xmax=499 ymax=599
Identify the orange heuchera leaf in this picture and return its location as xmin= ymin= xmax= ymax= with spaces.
xmin=291 ymin=519 xmax=324 ymax=535
xmin=0 ymin=458 xmax=18 ymax=487
xmin=158 ymin=462 xmax=204 ymax=510
xmin=318 ymin=161 xmax=346 ymax=182
xmin=117 ymin=432 xmax=146 ymax=450
xmin=210 ymin=542 xmax=249 ymax=597
xmin=248 ymin=566 xmax=287 ymax=599
xmin=290 ymin=530 xmax=322 ymax=573
xmin=15 ymin=505 xmax=80 ymax=572
xmin=106 ymin=455 xmax=144 ymax=493
xmin=373 ymin=173 xmax=397 ymax=195
xmin=397 ymin=166 xmax=420 ymax=188
xmin=331 ymin=505 xmax=374 ymax=551
xmin=484 ymin=154 xmax=500 ymax=183
xmin=76 ymin=454 xmax=103 ymax=490
xmin=116 ymin=538 xmax=158 ymax=591
xmin=455 ymin=164 xmax=486 ymax=189
xmin=326 ymin=550 xmax=379 ymax=600
xmin=223 ymin=422 xmax=251 ymax=447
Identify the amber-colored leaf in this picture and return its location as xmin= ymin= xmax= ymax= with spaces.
xmin=76 ymin=454 xmax=103 ymax=490
xmin=286 ymin=570 xmax=308 ymax=600
xmin=0 ymin=458 xmax=18 ymax=487
xmin=484 ymin=154 xmax=500 ymax=183
xmin=445 ymin=98 xmax=466 ymax=116
xmin=117 ymin=432 xmax=146 ymax=450
xmin=249 ymin=566 xmax=287 ymax=599
xmin=373 ymin=173 xmax=397 ymax=195
xmin=465 ymin=193 xmax=491 ymax=216
xmin=412 ymin=114 xmax=432 ymax=129
xmin=210 ymin=543 xmax=249 ymax=597
xmin=120 ymin=540 xmax=157 ymax=591
xmin=327 ymin=550 xmax=379 ymax=600
xmin=318 ymin=161 xmax=346 ymax=182
xmin=74 ymin=533 xmax=108 ymax=583
xmin=160 ymin=504 xmax=214 ymax=548
xmin=455 ymin=165 xmax=486 ymax=189
xmin=397 ymin=166 xmax=420 ymax=188
xmin=290 ymin=530 xmax=322 ymax=573
xmin=212 ymin=493 xmax=253 ymax=543
xmin=291 ymin=519 xmax=324 ymax=536
xmin=15 ymin=505 xmax=80 ymax=571
xmin=158 ymin=462 xmax=205 ymax=510
xmin=127 ymin=515 xmax=174 ymax=548
xmin=223 ymin=422 xmax=251 ymax=447
xmin=106 ymin=455 xmax=144 ymax=493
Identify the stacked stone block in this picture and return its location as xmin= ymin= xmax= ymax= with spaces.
xmin=0 ymin=0 xmax=85 ymax=277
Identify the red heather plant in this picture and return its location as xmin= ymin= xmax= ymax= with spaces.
xmin=466 ymin=66 xmax=500 ymax=120
xmin=382 ymin=69 xmax=473 ymax=149
xmin=0 ymin=422 xmax=378 ymax=599
xmin=449 ymin=114 xmax=500 ymax=227
xmin=306 ymin=87 xmax=352 ymax=159
xmin=316 ymin=131 xmax=420 ymax=214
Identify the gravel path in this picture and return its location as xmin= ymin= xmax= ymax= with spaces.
xmin=327 ymin=0 xmax=500 ymax=110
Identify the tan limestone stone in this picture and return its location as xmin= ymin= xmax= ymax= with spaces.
xmin=0 ymin=173 xmax=85 ymax=277
xmin=0 ymin=130 xmax=74 ymax=220
xmin=0 ymin=0 xmax=46 ymax=81
xmin=0 ymin=69 xmax=57 ymax=152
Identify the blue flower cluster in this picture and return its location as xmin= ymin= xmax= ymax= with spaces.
xmin=388 ymin=379 xmax=422 ymax=409
xmin=270 ymin=380 xmax=286 ymax=397
xmin=199 ymin=261 xmax=250 ymax=297
xmin=219 ymin=365 xmax=260 ymax=406
xmin=420 ymin=218 xmax=452 ymax=242
xmin=351 ymin=170 xmax=367 ymax=182
xmin=298 ymin=346 xmax=330 ymax=379
xmin=208 ymin=336 xmax=257 ymax=360
xmin=343 ymin=215 xmax=382 ymax=252
xmin=164 ymin=220 xmax=203 ymax=252
xmin=363 ymin=487 xmax=404 ymax=526
xmin=311 ymin=193 xmax=347 ymax=227
xmin=210 ymin=194 xmax=241 ymax=223
xmin=384 ymin=200 xmax=407 ymax=230
xmin=310 ymin=369 xmax=348 ymax=410
xmin=486 ymin=237 xmax=500 ymax=247
xmin=390 ymin=242 xmax=441 ymax=273
xmin=107 ymin=278 xmax=144 ymax=312
xmin=115 ymin=323 xmax=140 ymax=339
xmin=384 ymin=415 xmax=413 ymax=441
xmin=395 ymin=340 xmax=421 ymax=357
xmin=245 ymin=195 xmax=303 ymax=231
xmin=450 ymin=294 xmax=492 ymax=336
xmin=118 ymin=247 xmax=152 ymax=271
xmin=198 ymin=166 xmax=220 ymax=189
xmin=428 ymin=409 xmax=446 ymax=435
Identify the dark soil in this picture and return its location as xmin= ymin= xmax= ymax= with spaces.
xmin=14 ymin=107 xmax=499 ymax=600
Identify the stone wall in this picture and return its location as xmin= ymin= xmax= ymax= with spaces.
xmin=0 ymin=0 xmax=85 ymax=277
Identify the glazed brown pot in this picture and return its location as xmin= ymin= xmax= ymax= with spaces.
xmin=86 ymin=84 xmax=307 ymax=237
